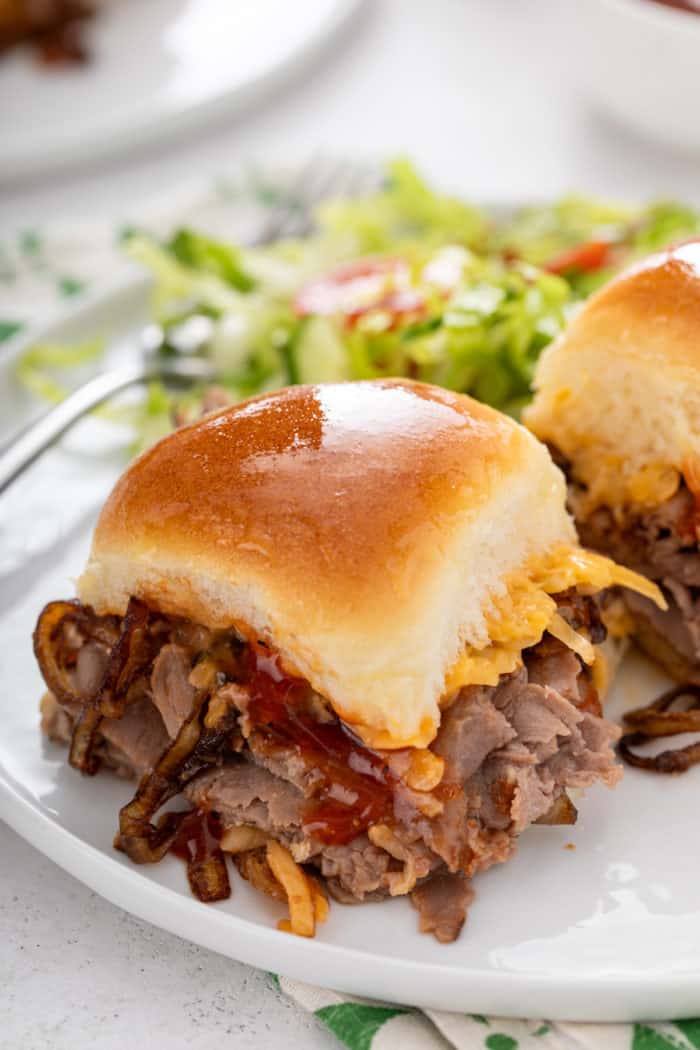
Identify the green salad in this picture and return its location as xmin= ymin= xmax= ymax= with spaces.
xmin=19 ymin=159 xmax=700 ymax=449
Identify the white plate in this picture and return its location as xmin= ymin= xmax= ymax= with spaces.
xmin=1 ymin=277 xmax=699 ymax=1022
xmin=570 ymin=0 xmax=700 ymax=153
xmin=0 ymin=0 xmax=362 ymax=182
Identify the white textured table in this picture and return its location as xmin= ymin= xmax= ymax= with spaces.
xmin=3 ymin=1 xmax=700 ymax=1046
xmin=0 ymin=823 xmax=335 ymax=1050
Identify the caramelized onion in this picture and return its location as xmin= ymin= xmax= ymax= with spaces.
xmin=117 ymin=696 xmax=208 ymax=863
xmin=34 ymin=599 xmax=118 ymax=774
xmin=116 ymin=682 xmax=237 ymax=864
xmin=233 ymin=847 xmax=286 ymax=902
xmin=33 ymin=600 xmax=94 ymax=706
xmin=170 ymin=810 xmax=230 ymax=903
xmin=619 ymin=683 xmax=700 ymax=774
xmin=68 ymin=597 xmax=156 ymax=775
xmin=95 ymin=597 xmax=153 ymax=719
xmin=68 ymin=704 xmax=104 ymax=776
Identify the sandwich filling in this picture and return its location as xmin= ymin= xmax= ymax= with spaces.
xmin=0 ymin=0 xmax=97 ymax=63
xmin=36 ymin=589 xmax=622 ymax=942
xmin=557 ymin=450 xmax=700 ymax=681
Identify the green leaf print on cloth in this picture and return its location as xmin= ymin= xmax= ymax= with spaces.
xmin=675 ymin=1020 xmax=700 ymax=1049
xmin=485 ymin=1035 xmax=518 ymax=1050
xmin=316 ymin=1004 xmax=410 ymax=1050
xmin=633 ymin=1025 xmax=685 ymax=1050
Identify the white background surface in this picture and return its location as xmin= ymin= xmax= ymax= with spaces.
xmin=0 ymin=0 xmax=364 ymax=181
xmin=3 ymin=1 xmax=700 ymax=1047
xmin=5 ymin=0 xmax=700 ymax=233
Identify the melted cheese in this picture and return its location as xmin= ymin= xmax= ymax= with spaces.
xmin=445 ymin=642 xmax=524 ymax=691
xmin=570 ymin=446 xmax=681 ymax=515
xmin=445 ymin=543 xmax=665 ymax=693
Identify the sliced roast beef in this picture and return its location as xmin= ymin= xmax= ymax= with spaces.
xmin=37 ymin=595 xmax=621 ymax=942
xmin=430 ymin=687 xmax=515 ymax=783
xmin=411 ymin=872 xmax=474 ymax=943
xmin=189 ymin=761 xmax=305 ymax=833
xmin=99 ymin=697 xmax=169 ymax=777
xmin=569 ymin=477 xmax=700 ymax=676
xmin=151 ymin=644 xmax=198 ymax=738
xmin=525 ymin=638 xmax=585 ymax=705
xmin=319 ymin=839 xmax=395 ymax=902
xmin=623 ymin=588 xmax=700 ymax=682
xmin=40 ymin=690 xmax=168 ymax=779
xmin=40 ymin=692 xmax=73 ymax=745
xmin=575 ymin=488 xmax=700 ymax=588
xmin=185 ymin=763 xmax=398 ymax=900
xmin=73 ymin=638 xmax=112 ymax=700
xmin=185 ymin=641 xmax=620 ymax=907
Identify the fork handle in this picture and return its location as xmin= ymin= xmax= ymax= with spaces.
xmin=0 ymin=363 xmax=148 ymax=496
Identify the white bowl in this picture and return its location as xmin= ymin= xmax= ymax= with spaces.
xmin=572 ymin=0 xmax=700 ymax=151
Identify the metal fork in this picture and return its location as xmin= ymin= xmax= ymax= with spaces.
xmin=0 ymin=159 xmax=380 ymax=495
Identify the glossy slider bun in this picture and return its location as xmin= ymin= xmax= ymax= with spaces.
xmin=79 ymin=380 xmax=652 ymax=749
xmin=525 ymin=241 xmax=700 ymax=511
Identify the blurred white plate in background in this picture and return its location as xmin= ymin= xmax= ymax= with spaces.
xmin=0 ymin=0 xmax=363 ymax=182
xmin=572 ymin=0 xmax=700 ymax=152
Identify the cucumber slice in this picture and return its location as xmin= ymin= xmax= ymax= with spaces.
xmin=293 ymin=316 xmax=351 ymax=384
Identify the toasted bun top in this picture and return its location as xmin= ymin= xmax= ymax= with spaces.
xmin=78 ymin=379 xmax=577 ymax=747
xmin=525 ymin=241 xmax=700 ymax=510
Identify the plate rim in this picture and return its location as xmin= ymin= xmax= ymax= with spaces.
xmin=4 ymin=771 xmax=700 ymax=1023
xmin=3 ymin=267 xmax=700 ymax=1023
xmin=0 ymin=0 xmax=365 ymax=183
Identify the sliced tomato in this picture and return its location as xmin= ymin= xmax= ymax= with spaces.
xmin=294 ymin=258 xmax=425 ymax=327
xmin=545 ymin=240 xmax=612 ymax=276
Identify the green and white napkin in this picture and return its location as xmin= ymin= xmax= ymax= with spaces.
xmin=2 ymin=169 xmax=697 ymax=1050
xmin=273 ymin=975 xmax=700 ymax=1050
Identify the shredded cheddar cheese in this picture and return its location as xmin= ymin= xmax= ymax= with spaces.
xmin=547 ymin=612 xmax=595 ymax=665
xmin=592 ymin=648 xmax=610 ymax=697
xmin=445 ymin=544 xmax=665 ymax=693
xmin=405 ymin=749 xmax=444 ymax=792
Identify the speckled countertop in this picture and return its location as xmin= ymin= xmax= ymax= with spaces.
xmin=0 ymin=823 xmax=336 ymax=1050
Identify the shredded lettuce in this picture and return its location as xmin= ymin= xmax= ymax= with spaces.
xmin=17 ymin=161 xmax=700 ymax=453
xmin=630 ymin=200 xmax=700 ymax=253
xmin=167 ymin=228 xmax=256 ymax=293
xmin=317 ymin=157 xmax=489 ymax=255
xmin=493 ymin=194 xmax=700 ymax=295
xmin=492 ymin=194 xmax=635 ymax=265
xmin=15 ymin=339 xmax=104 ymax=403
xmin=306 ymin=251 xmax=571 ymax=417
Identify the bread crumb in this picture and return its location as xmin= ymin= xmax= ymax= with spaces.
xmin=565 ymin=843 xmax=576 ymax=851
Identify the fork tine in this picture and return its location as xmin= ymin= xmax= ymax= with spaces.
xmin=273 ymin=157 xmax=355 ymax=240
xmin=250 ymin=152 xmax=329 ymax=246
xmin=349 ymin=162 xmax=385 ymax=198
xmin=281 ymin=159 xmax=381 ymax=241
xmin=250 ymin=156 xmax=383 ymax=247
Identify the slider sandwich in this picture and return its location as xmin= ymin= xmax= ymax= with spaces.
xmin=526 ymin=242 xmax=700 ymax=684
xmin=35 ymin=380 xmax=660 ymax=940
xmin=0 ymin=0 xmax=98 ymax=58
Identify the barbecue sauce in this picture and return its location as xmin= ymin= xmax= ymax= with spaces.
xmin=244 ymin=645 xmax=396 ymax=845
xmin=170 ymin=810 xmax=231 ymax=902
